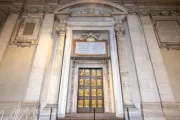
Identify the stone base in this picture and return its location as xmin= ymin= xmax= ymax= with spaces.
xmin=57 ymin=113 xmax=122 ymax=120
xmin=141 ymin=103 xmax=180 ymax=120
xmin=125 ymin=107 xmax=142 ymax=120
xmin=163 ymin=103 xmax=180 ymax=120
xmin=39 ymin=104 xmax=58 ymax=120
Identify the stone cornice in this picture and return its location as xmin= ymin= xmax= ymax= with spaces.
xmin=0 ymin=3 xmax=179 ymax=16
xmin=125 ymin=6 xmax=180 ymax=16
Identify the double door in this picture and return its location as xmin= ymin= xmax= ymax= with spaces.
xmin=77 ymin=68 xmax=104 ymax=113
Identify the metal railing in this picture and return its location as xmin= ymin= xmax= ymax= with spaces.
xmin=0 ymin=102 xmax=39 ymax=120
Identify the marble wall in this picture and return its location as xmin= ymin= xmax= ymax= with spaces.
xmin=161 ymin=49 xmax=180 ymax=102
xmin=0 ymin=46 xmax=35 ymax=101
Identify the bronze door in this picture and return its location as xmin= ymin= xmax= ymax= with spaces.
xmin=77 ymin=68 xmax=104 ymax=113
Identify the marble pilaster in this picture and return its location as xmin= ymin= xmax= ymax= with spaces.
xmin=0 ymin=14 xmax=19 ymax=64
xmin=140 ymin=16 xmax=175 ymax=102
xmin=47 ymin=15 xmax=68 ymax=104
xmin=25 ymin=14 xmax=54 ymax=101
xmin=127 ymin=14 xmax=160 ymax=102
xmin=115 ymin=22 xmax=133 ymax=105
xmin=127 ymin=14 xmax=165 ymax=119
xmin=58 ymin=26 xmax=72 ymax=118
xmin=110 ymin=27 xmax=124 ymax=118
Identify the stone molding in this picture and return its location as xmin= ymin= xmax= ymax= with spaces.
xmin=126 ymin=6 xmax=180 ymax=16
xmin=0 ymin=1 xmax=179 ymax=15
xmin=9 ymin=14 xmax=43 ymax=47
xmin=151 ymin=15 xmax=180 ymax=50
xmin=67 ymin=17 xmax=115 ymax=27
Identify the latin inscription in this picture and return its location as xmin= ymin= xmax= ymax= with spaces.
xmin=75 ymin=41 xmax=107 ymax=56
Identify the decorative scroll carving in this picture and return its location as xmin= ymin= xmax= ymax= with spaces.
xmin=81 ymin=32 xmax=100 ymax=41
xmin=56 ymin=25 xmax=67 ymax=36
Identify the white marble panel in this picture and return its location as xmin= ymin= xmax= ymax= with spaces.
xmin=140 ymin=16 xmax=175 ymax=102
xmin=127 ymin=14 xmax=161 ymax=102
xmin=0 ymin=14 xmax=19 ymax=63
xmin=25 ymin=14 xmax=54 ymax=101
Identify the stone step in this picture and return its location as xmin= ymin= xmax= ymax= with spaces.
xmin=57 ymin=113 xmax=124 ymax=120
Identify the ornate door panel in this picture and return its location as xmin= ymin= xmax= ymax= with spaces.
xmin=77 ymin=68 xmax=104 ymax=113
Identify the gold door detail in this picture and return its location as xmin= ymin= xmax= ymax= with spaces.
xmin=77 ymin=68 xmax=104 ymax=113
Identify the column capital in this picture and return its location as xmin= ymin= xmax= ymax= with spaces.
xmin=115 ymin=24 xmax=125 ymax=37
xmin=56 ymin=15 xmax=69 ymax=36
xmin=56 ymin=15 xmax=69 ymax=24
xmin=56 ymin=25 xmax=67 ymax=36
xmin=112 ymin=15 xmax=126 ymax=24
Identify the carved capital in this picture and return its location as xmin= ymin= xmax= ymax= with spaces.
xmin=55 ymin=15 xmax=69 ymax=36
xmin=10 ymin=5 xmax=22 ymax=13
xmin=56 ymin=15 xmax=69 ymax=24
xmin=113 ymin=15 xmax=126 ymax=24
xmin=115 ymin=24 xmax=125 ymax=37
xmin=56 ymin=26 xmax=67 ymax=36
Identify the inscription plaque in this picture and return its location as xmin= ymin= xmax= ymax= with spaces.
xmin=74 ymin=40 xmax=108 ymax=56
xmin=156 ymin=21 xmax=180 ymax=43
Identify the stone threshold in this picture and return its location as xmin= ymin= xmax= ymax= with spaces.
xmin=57 ymin=113 xmax=123 ymax=120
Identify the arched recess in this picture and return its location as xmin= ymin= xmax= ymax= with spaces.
xmin=54 ymin=0 xmax=128 ymax=14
